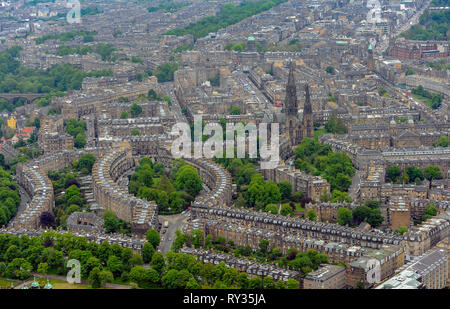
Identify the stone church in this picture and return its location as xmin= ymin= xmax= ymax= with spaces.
xmin=275 ymin=62 xmax=315 ymax=159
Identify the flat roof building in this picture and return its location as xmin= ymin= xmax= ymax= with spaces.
xmin=303 ymin=264 xmax=346 ymax=289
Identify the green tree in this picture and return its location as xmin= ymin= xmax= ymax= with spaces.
xmin=88 ymin=267 xmax=102 ymax=288
xmin=77 ymin=154 xmax=96 ymax=173
xmin=237 ymin=272 xmax=249 ymax=289
xmin=99 ymin=270 xmax=114 ymax=285
xmin=142 ymin=243 xmax=155 ymax=263
xmin=248 ymin=277 xmax=262 ymax=289
xmin=325 ymin=114 xmax=347 ymax=134
xmin=337 ymin=207 xmax=353 ymax=226
xmin=287 ymin=278 xmax=299 ymax=289
xmin=155 ymin=62 xmax=179 ymax=82
xmin=103 ymin=210 xmax=119 ymax=233
xmin=352 ymin=206 xmax=371 ymax=224
xmin=325 ymin=66 xmax=335 ymax=74
xmin=406 ymin=166 xmax=424 ymax=184
xmin=435 ymin=135 xmax=448 ymax=147
xmin=131 ymin=129 xmax=141 ymax=136
xmin=258 ymin=239 xmax=270 ymax=254
xmin=106 ymin=255 xmax=122 ymax=277
xmin=74 ymin=133 xmax=86 ymax=149
xmin=265 ymin=204 xmax=278 ymax=215
xmin=174 ymin=165 xmax=203 ymax=197
xmin=367 ymin=208 xmax=384 ymax=227
xmin=229 ymin=105 xmax=241 ymax=115
xmin=146 ymin=229 xmax=161 ymax=248
xmin=37 ymin=262 xmax=48 ymax=275
xmin=330 ymin=190 xmax=352 ymax=203
xmin=424 ymin=166 xmax=442 ymax=189
xmin=130 ymin=103 xmax=142 ymax=118
xmin=191 ymin=229 xmax=203 ymax=249
xmin=387 ymin=166 xmax=402 ymax=183
xmin=263 ymin=276 xmax=275 ymax=289
xmin=280 ymin=204 xmax=293 ymax=216
xmin=422 ymin=204 xmax=438 ymax=221
xmin=150 ymin=252 xmax=166 ymax=275
xmin=306 ymin=209 xmax=317 ymax=221
xmin=278 ymin=181 xmax=292 ymax=201
xmin=276 ymin=280 xmax=286 ymax=289
xmin=395 ymin=226 xmax=408 ymax=235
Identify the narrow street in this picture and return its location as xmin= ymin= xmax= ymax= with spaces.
xmin=7 ymin=183 xmax=31 ymax=228
xmin=349 ymin=169 xmax=363 ymax=201
xmin=158 ymin=212 xmax=190 ymax=254
xmin=375 ymin=0 xmax=432 ymax=55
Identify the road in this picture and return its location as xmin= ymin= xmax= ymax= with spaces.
xmin=375 ymin=0 xmax=432 ymax=55
xmin=232 ymin=70 xmax=271 ymax=107
xmin=160 ymin=81 xmax=187 ymax=123
xmin=348 ymin=169 xmax=363 ymax=201
xmin=7 ymin=183 xmax=31 ymax=228
xmin=158 ymin=212 xmax=190 ymax=253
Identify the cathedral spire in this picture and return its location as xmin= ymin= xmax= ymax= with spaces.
xmin=302 ymin=83 xmax=314 ymax=139
xmin=283 ymin=61 xmax=297 ymax=116
xmin=304 ymin=83 xmax=312 ymax=114
xmin=288 ymin=60 xmax=296 ymax=87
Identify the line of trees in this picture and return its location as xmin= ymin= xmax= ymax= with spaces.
xmin=0 ymin=167 xmax=21 ymax=227
xmin=386 ymin=165 xmax=442 ymax=188
xmin=166 ymin=0 xmax=288 ymax=40
xmin=0 ymin=47 xmax=112 ymax=95
xmin=34 ymin=30 xmax=97 ymax=44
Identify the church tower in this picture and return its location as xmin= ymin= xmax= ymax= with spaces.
xmin=302 ymin=84 xmax=314 ymax=139
xmin=283 ymin=61 xmax=298 ymax=146
xmin=367 ymin=43 xmax=375 ymax=71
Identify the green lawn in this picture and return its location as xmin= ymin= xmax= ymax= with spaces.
xmin=0 ymin=278 xmax=17 ymax=288
xmin=314 ymin=128 xmax=327 ymax=141
xmin=33 ymin=277 xmax=92 ymax=289
xmin=412 ymin=94 xmax=433 ymax=108
xmin=295 ymin=203 xmax=305 ymax=212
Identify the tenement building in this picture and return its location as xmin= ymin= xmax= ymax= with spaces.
xmin=261 ymin=163 xmax=330 ymax=201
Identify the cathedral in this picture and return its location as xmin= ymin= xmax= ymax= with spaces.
xmin=277 ymin=61 xmax=315 ymax=158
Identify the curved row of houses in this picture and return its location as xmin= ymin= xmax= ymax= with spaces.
xmin=91 ymin=144 xmax=159 ymax=235
xmin=12 ymin=148 xmax=109 ymax=229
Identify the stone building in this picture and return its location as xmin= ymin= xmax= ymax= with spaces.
xmin=405 ymin=212 xmax=450 ymax=259
xmin=38 ymin=116 xmax=74 ymax=155
xmin=346 ymin=246 xmax=405 ymax=289
xmin=376 ymin=248 xmax=448 ymax=289
xmin=303 ymin=264 xmax=346 ymax=289
xmin=66 ymin=212 xmax=104 ymax=233
xmin=261 ymin=163 xmax=330 ymax=201
xmin=180 ymin=247 xmax=301 ymax=282
xmin=91 ymin=144 xmax=158 ymax=234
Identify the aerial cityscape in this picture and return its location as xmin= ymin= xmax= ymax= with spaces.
xmin=0 ymin=0 xmax=448 ymax=294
